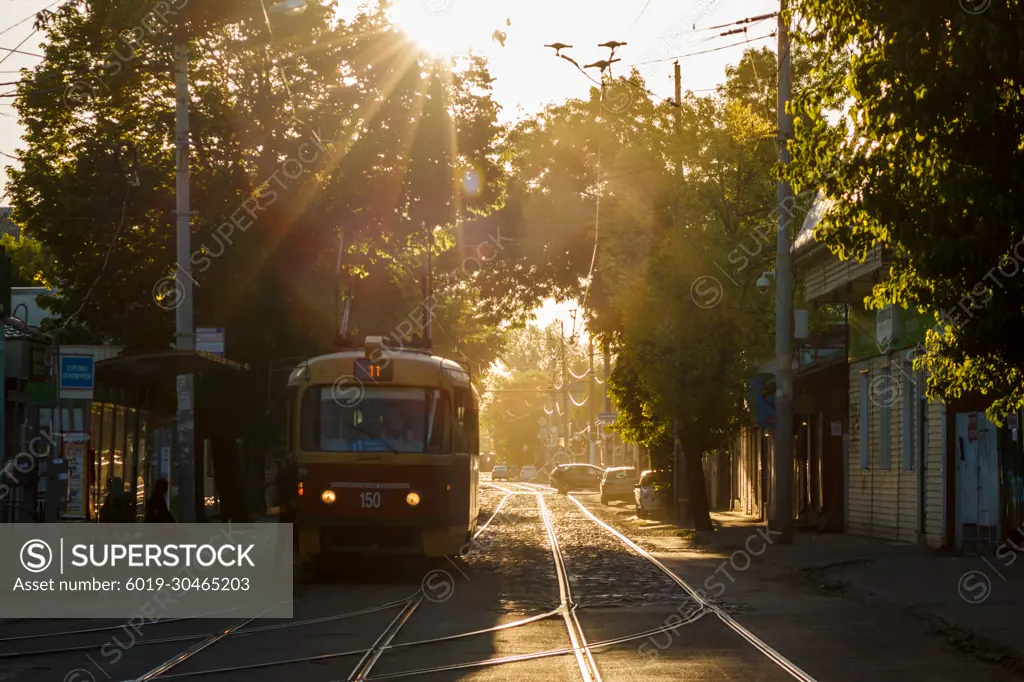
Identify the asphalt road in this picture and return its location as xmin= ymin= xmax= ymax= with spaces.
xmin=0 ymin=476 xmax=1016 ymax=682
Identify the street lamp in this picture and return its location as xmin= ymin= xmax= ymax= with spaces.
xmin=172 ymin=0 xmax=308 ymax=522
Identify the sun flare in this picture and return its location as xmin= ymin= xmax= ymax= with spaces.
xmin=389 ymin=0 xmax=504 ymax=58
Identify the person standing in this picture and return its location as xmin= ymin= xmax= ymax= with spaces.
xmin=145 ymin=478 xmax=175 ymax=523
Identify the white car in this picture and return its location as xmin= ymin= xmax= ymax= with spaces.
xmin=634 ymin=470 xmax=671 ymax=519
xmin=491 ymin=465 xmax=510 ymax=481
xmin=518 ymin=465 xmax=537 ymax=481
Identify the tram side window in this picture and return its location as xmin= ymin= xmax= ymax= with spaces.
xmin=300 ymin=389 xmax=319 ymax=452
xmin=453 ymin=388 xmax=479 ymax=454
xmin=425 ymin=389 xmax=451 ymax=454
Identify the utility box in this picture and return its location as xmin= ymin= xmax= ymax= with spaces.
xmin=794 ymin=309 xmax=809 ymax=340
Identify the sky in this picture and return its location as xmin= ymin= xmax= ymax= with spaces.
xmin=0 ymin=0 xmax=779 ymax=331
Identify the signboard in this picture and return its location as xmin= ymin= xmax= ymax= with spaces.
xmin=747 ymin=376 xmax=776 ymax=429
xmin=59 ymin=355 xmax=94 ymax=400
xmin=831 ymin=421 xmax=842 ymax=436
xmin=195 ymin=327 xmax=224 ymax=356
xmin=849 ymin=303 xmax=930 ymax=362
xmin=62 ymin=441 xmax=86 ymax=518
xmin=598 ymin=412 xmax=617 ymax=423
xmin=968 ymin=413 xmax=979 ymax=442
xmin=59 ymin=356 xmax=93 ymax=389
xmin=876 ymin=305 xmax=894 ymax=353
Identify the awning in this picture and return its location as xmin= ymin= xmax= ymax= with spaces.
xmin=95 ymin=351 xmax=247 ymax=389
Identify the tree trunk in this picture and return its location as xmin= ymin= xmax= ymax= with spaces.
xmin=682 ymin=440 xmax=713 ymax=531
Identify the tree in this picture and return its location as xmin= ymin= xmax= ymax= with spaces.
xmin=788 ymin=0 xmax=1024 ymax=420
xmin=493 ymin=56 xmax=789 ymax=529
xmin=7 ymin=1 xmax=509 ymax=447
xmin=0 ymin=234 xmax=56 ymax=289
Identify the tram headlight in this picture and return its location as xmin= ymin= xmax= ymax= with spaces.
xmin=406 ymin=492 xmax=420 ymax=506
xmin=321 ymin=489 xmax=336 ymax=504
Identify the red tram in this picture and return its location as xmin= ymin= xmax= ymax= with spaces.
xmin=285 ymin=336 xmax=480 ymax=559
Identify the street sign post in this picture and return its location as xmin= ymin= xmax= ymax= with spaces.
xmin=59 ymin=355 xmax=95 ymax=400
xmin=196 ymin=327 xmax=225 ymax=356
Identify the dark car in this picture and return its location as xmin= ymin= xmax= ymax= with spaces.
xmin=549 ymin=464 xmax=605 ymax=494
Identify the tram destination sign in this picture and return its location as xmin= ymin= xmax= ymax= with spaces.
xmin=354 ymin=358 xmax=393 ymax=382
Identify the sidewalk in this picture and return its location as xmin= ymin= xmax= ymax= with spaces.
xmin=653 ymin=510 xmax=1024 ymax=671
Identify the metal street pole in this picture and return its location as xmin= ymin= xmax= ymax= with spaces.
xmin=588 ymin=335 xmax=596 ymax=466
xmin=174 ymin=24 xmax=196 ymax=523
xmin=772 ymin=0 xmax=795 ymax=543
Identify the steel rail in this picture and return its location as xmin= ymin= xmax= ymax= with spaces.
xmin=345 ymin=596 xmax=422 ymax=681
xmin=0 ymin=608 xmax=243 ymax=643
xmin=352 ymin=605 xmax=713 ymax=680
xmin=0 ymin=598 xmax=412 ymax=660
xmin=537 ymin=493 xmax=602 ymax=682
xmin=127 ymin=612 xmax=265 ymax=682
xmin=567 ymin=494 xmax=819 ymax=682
xmin=472 ymin=491 xmax=512 ymax=540
xmin=156 ymin=607 xmax=566 ymax=679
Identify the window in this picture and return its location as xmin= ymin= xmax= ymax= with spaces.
xmin=301 ymin=386 xmax=451 ymax=453
xmin=453 ymin=387 xmax=479 ymax=454
xmin=901 ymin=363 xmax=915 ymax=471
xmin=859 ymin=372 xmax=870 ymax=469
xmin=880 ymin=368 xmax=892 ymax=470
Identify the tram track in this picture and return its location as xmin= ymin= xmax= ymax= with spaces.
xmin=537 ymin=492 xmax=602 ymax=682
xmin=112 ymin=489 xmax=521 ymax=681
xmin=564 ymin=493 xmax=819 ymax=682
xmin=14 ymin=485 xmax=816 ymax=682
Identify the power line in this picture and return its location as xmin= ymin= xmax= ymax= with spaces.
xmin=0 ymin=0 xmax=65 ymax=37
xmin=627 ymin=0 xmax=658 ymax=35
xmin=639 ymin=32 xmax=777 ymax=65
xmin=694 ymin=12 xmax=778 ymax=33
xmin=0 ymin=43 xmax=43 ymax=63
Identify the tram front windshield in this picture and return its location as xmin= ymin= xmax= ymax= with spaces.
xmin=307 ymin=386 xmax=451 ymax=453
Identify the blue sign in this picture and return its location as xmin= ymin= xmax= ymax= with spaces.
xmin=747 ymin=376 xmax=776 ymax=429
xmin=60 ymin=356 xmax=94 ymax=389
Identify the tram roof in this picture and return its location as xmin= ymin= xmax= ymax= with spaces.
xmin=286 ymin=348 xmax=472 ymax=388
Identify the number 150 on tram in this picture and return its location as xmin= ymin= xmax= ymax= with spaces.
xmin=285 ymin=336 xmax=480 ymax=560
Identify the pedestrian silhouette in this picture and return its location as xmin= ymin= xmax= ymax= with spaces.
xmin=98 ymin=477 xmax=135 ymax=523
xmin=145 ymin=478 xmax=175 ymax=523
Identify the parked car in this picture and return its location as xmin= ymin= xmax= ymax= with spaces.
xmin=600 ymin=467 xmax=638 ymax=505
xmin=634 ymin=470 xmax=671 ymax=519
xmin=519 ymin=465 xmax=537 ymax=482
xmin=549 ymin=464 xmax=605 ymax=494
xmin=491 ymin=465 xmax=510 ymax=481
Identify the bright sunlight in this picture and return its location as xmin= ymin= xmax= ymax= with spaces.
xmin=389 ymin=0 xmax=509 ymax=57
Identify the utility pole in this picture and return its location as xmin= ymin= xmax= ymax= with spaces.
xmin=588 ymin=335 xmax=596 ymax=466
xmin=772 ymin=0 xmax=795 ymax=543
xmin=674 ymin=61 xmax=681 ymax=109
xmin=603 ymin=339 xmax=612 ymax=465
xmin=674 ymin=61 xmax=682 ymax=176
xmin=423 ymin=222 xmax=432 ymax=345
xmin=174 ymin=17 xmax=196 ymax=523
xmin=559 ymin=321 xmax=568 ymax=457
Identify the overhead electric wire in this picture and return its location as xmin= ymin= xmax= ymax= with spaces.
xmin=573 ymin=82 xmax=603 ymax=342
xmin=0 ymin=39 xmax=43 ymax=66
xmin=627 ymin=0 xmax=657 ymax=35
xmin=693 ymin=12 xmax=778 ymax=33
xmin=0 ymin=0 xmax=65 ymax=37
xmin=640 ymin=32 xmax=777 ymax=65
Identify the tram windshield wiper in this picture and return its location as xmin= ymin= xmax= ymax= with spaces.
xmin=342 ymin=423 xmax=401 ymax=454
